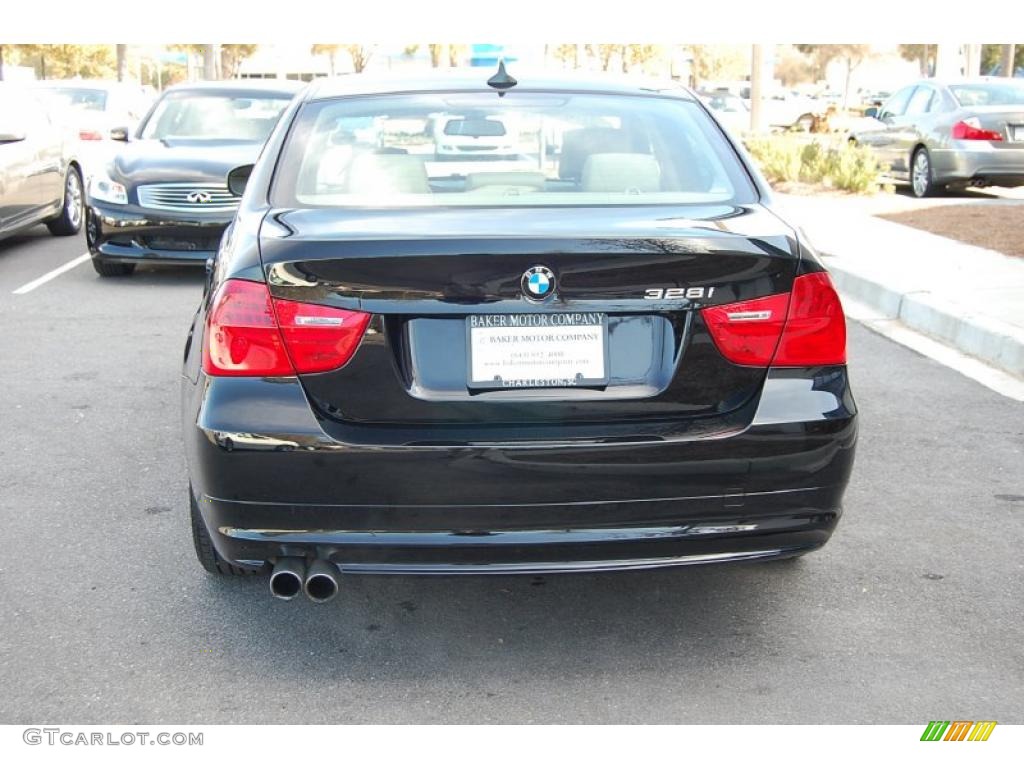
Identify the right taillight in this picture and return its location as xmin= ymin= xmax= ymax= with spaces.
xmin=202 ymin=279 xmax=370 ymax=377
xmin=952 ymin=118 xmax=1003 ymax=142
xmin=772 ymin=272 xmax=846 ymax=366
xmin=702 ymin=272 xmax=846 ymax=368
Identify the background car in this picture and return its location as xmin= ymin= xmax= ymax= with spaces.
xmin=697 ymin=90 xmax=750 ymax=135
xmin=0 ymin=84 xmax=84 ymax=242
xmin=84 ymin=79 xmax=303 ymax=276
xmin=850 ymin=77 xmax=1024 ymax=196
xmin=28 ymin=79 xmax=154 ymax=182
xmin=432 ymin=113 xmax=518 ymax=160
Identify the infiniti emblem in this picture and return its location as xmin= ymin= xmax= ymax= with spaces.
xmin=186 ymin=190 xmax=213 ymax=204
xmin=521 ymin=265 xmax=556 ymax=301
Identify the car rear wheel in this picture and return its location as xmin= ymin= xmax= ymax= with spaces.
xmin=91 ymin=258 xmax=136 ymax=277
xmin=190 ymin=485 xmax=262 ymax=576
xmin=46 ymin=166 xmax=84 ymax=236
xmin=911 ymin=147 xmax=940 ymax=198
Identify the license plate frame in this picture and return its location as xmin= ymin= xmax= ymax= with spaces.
xmin=466 ymin=313 xmax=610 ymax=390
xmin=1012 ymin=125 xmax=1024 ymax=142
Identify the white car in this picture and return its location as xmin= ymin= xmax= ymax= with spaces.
xmin=28 ymin=80 xmax=154 ymax=180
xmin=432 ymin=114 xmax=518 ymax=161
xmin=698 ymin=91 xmax=750 ymax=135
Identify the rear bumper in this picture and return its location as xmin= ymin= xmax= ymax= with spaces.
xmin=85 ymin=201 xmax=232 ymax=265
xmin=183 ymin=367 xmax=857 ymax=574
xmin=931 ymin=146 xmax=1024 ymax=187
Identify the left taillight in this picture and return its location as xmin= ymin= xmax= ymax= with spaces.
xmin=78 ymin=129 xmax=104 ymax=141
xmin=202 ymin=279 xmax=370 ymax=377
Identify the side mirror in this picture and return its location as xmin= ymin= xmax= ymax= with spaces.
xmin=863 ymin=107 xmax=879 ymax=119
xmin=227 ymin=164 xmax=255 ymax=197
xmin=0 ymin=128 xmax=27 ymax=143
xmin=110 ymin=126 xmax=130 ymax=142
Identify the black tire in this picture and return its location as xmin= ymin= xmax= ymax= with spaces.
xmin=190 ymin=485 xmax=261 ymax=576
xmin=46 ymin=165 xmax=84 ymax=236
xmin=91 ymin=258 xmax=136 ymax=277
xmin=910 ymin=146 xmax=941 ymax=198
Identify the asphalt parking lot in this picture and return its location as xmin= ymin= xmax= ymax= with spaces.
xmin=1 ymin=228 xmax=1022 ymax=724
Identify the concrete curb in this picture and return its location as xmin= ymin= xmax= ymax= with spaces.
xmin=824 ymin=258 xmax=1024 ymax=378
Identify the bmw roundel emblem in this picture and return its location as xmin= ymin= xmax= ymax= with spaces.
xmin=522 ymin=265 xmax=556 ymax=301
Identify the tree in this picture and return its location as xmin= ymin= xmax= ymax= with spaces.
xmin=220 ymin=45 xmax=256 ymax=79
xmin=346 ymin=44 xmax=375 ymax=73
xmin=311 ymin=44 xmax=341 ymax=75
xmin=688 ymin=45 xmax=749 ymax=84
xmin=796 ymin=44 xmax=872 ymax=107
xmin=550 ymin=44 xmax=582 ymax=69
xmin=8 ymin=44 xmax=116 ymax=79
xmin=587 ymin=44 xmax=622 ymax=72
xmin=898 ymin=44 xmax=936 ymax=77
xmin=622 ymin=44 xmax=662 ymax=74
xmin=980 ymin=43 xmax=1022 ymax=75
xmin=774 ymin=45 xmax=816 ymax=86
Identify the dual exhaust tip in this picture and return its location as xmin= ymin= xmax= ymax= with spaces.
xmin=269 ymin=558 xmax=339 ymax=603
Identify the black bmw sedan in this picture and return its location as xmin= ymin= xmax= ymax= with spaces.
xmin=84 ymin=79 xmax=303 ymax=277
xmin=182 ymin=70 xmax=857 ymax=602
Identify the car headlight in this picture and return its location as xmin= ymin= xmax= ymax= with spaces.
xmin=89 ymin=173 xmax=128 ymax=205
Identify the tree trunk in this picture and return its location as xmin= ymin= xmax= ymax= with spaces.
xmin=1001 ymin=44 xmax=1017 ymax=77
xmin=843 ymin=58 xmax=853 ymax=111
xmin=750 ymin=44 xmax=764 ymax=134
xmin=116 ymin=44 xmax=127 ymax=82
xmin=203 ymin=44 xmax=217 ymax=80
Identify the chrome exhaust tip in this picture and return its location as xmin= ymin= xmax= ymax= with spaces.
xmin=303 ymin=560 xmax=340 ymax=603
xmin=269 ymin=557 xmax=306 ymax=601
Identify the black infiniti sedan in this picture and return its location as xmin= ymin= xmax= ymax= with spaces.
xmin=84 ymin=79 xmax=303 ymax=277
xmin=182 ymin=70 xmax=857 ymax=602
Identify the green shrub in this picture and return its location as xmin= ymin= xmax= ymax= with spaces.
xmin=744 ymin=135 xmax=888 ymax=194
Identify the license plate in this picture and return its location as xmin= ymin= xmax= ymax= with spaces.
xmin=467 ymin=313 xmax=609 ymax=389
xmin=1013 ymin=125 xmax=1024 ymax=142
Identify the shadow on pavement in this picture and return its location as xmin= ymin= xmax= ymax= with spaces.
xmin=190 ymin=558 xmax=811 ymax=686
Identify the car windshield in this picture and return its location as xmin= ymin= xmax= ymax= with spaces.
xmin=40 ymin=87 xmax=108 ymax=111
xmin=950 ymin=82 xmax=1024 ymax=107
xmin=140 ymin=92 xmax=293 ymax=142
xmin=273 ymin=91 xmax=755 ymax=208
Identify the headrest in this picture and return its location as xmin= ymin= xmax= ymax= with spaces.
xmin=558 ymin=127 xmax=632 ymax=181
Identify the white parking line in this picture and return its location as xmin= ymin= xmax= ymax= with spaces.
xmin=12 ymin=252 xmax=91 ymax=295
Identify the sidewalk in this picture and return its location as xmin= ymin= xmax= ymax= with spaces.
xmin=776 ymin=194 xmax=1024 ymax=379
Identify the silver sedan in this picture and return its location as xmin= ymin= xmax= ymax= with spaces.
xmin=851 ymin=77 xmax=1024 ymax=197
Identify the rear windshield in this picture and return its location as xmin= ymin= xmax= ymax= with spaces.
xmin=950 ymin=82 xmax=1024 ymax=107
xmin=140 ymin=92 xmax=293 ymax=142
xmin=272 ymin=91 xmax=755 ymax=208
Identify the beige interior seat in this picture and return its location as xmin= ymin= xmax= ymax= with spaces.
xmin=580 ymin=153 xmax=661 ymax=194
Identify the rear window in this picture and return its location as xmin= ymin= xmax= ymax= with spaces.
xmin=272 ymin=91 xmax=756 ymax=208
xmin=950 ymin=82 xmax=1024 ymax=107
